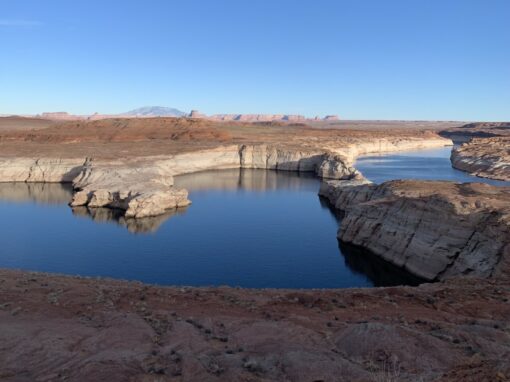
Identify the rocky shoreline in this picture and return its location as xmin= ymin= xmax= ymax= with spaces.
xmin=0 ymin=138 xmax=449 ymax=219
xmin=319 ymin=179 xmax=510 ymax=282
xmin=451 ymin=137 xmax=510 ymax=182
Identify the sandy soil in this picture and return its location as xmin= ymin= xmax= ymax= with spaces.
xmin=0 ymin=269 xmax=509 ymax=382
xmin=0 ymin=116 xmax=54 ymax=131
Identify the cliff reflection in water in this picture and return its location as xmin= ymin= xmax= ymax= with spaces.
xmin=0 ymin=182 xmax=187 ymax=234
xmin=71 ymin=206 xmax=187 ymax=234
xmin=175 ymin=168 xmax=319 ymax=192
xmin=0 ymin=182 xmax=73 ymax=204
xmin=0 ymin=169 xmax=422 ymax=287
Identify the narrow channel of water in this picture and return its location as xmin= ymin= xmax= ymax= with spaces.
xmin=0 ymin=146 xmax=505 ymax=288
xmin=355 ymin=146 xmax=510 ymax=186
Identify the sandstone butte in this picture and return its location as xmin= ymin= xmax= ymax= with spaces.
xmin=0 ymin=116 xmax=510 ymax=381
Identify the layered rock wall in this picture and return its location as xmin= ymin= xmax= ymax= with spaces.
xmin=320 ymin=180 xmax=510 ymax=281
xmin=0 ymin=145 xmax=359 ymax=218
xmin=0 ymin=137 xmax=450 ymax=219
xmin=451 ymin=137 xmax=510 ymax=181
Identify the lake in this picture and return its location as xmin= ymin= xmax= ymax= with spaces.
xmin=0 ymin=146 xmax=506 ymax=288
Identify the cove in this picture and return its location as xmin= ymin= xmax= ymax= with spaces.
xmin=0 ymin=146 xmax=505 ymax=288
xmin=0 ymin=170 xmax=379 ymax=288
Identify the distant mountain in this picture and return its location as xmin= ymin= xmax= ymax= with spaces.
xmin=122 ymin=106 xmax=187 ymax=117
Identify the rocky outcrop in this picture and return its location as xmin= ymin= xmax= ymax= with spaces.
xmin=0 ymin=136 xmax=450 ymax=219
xmin=70 ymin=159 xmax=191 ymax=219
xmin=68 ymin=145 xmax=359 ymax=217
xmin=320 ymin=180 xmax=510 ymax=281
xmin=332 ymin=136 xmax=453 ymax=163
xmin=2 ymin=268 xmax=509 ymax=381
xmin=451 ymin=137 xmax=510 ymax=181
xmin=440 ymin=122 xmax=510 ymax=143
xmin=316 ymin=153 xmax=362 ymax=179
xmin=0 ymin=145 xmax=357 ymax=218
xmin=0 ymin=157 xmax=84 ymax=182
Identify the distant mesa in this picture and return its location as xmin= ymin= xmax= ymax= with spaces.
xmin=189 ymin=110 xmax=207 ymax=119
xmin=39 ymin=112 xmax=77 ymax=120
xmin=188 ymin=110 xmax=339 ymax=123
xmin=32 ymin=107 xmax=340 ymax=123
xmin=122 ymin=106 xmax=187 ymax=117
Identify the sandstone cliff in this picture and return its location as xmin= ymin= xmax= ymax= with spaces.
xmin=451 ymin=137 xmax=510 ymax=181
xmin=0 ymin=136 xmax=450 ymax=219
xmin=0 ymin=145 xmax=360 ymax=218
xmin=320 ymin=180 xmax=510 ymax=281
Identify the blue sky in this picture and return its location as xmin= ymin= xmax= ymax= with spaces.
xmin=1 ymin=0 xmax=509 ymax=120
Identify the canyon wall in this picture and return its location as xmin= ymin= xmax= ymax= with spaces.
xmin=0 ymin=136 xmax=450 ymax=219
xmin=0 ymin=145 xmax=358 ymax=218
xmin=320 ymin=180 xmax=510 ymax=281
xmin=451 ymin=137 xmax=510 ymax=181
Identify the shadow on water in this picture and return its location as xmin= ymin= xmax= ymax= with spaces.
xmin=339 ymin=242 xmax=426 ymax=287
xmin=318 ymin=196 xmax=425 ymax=287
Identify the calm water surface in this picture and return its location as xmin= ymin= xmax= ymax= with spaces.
xmin=356 ymin=146 xmax=510 ymax=186
xmin=0 ymin=146 xmax=506 ymax=288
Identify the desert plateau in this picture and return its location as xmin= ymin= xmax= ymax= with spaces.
xmin=2 ymin=1 xmax=509 ymax=381
xmin=0 ymin=114 xmax=509 ymax=381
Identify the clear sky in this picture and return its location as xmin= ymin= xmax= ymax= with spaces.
xmin=1 ymin=0 xmax=509 ymax=120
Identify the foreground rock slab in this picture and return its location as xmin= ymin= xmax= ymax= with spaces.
xmin=0 ymin=269 xmax=509 ymax=381
xmin=451 ymin=137 xmax=510 ymax=181
xmin=320 ymin=180 xmax=510 ymax=281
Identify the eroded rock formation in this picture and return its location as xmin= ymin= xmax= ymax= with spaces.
xmin=70 ymin=159 xmax=191 ymax=219
xmin=0 ymin=133 xmax=451 ymax=219
xmin=451 ymin=137 xmax=510 ymax=181
xmin=320 ymin=179 xmax=510 ymax=281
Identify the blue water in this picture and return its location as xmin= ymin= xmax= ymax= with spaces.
xmin=356 ymin=146 xmax=510 ymax=186
xmin=0 ymin=146 xmax=506 ymax=288
xmin=0 ymin=171 xmax=377 ymax=288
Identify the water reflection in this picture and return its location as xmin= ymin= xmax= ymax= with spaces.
xmin=0 ymin=182 xmax=73 ymax=204
xmin=175 ymin=168 xmax=319 ymax=192
xmin=0 ymin=182 xmax=187 ymax=234
xmin=71 ymin=206 xmax=188 ymax=234
xmin=0 ymin=165 xmax=441 ymax=287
